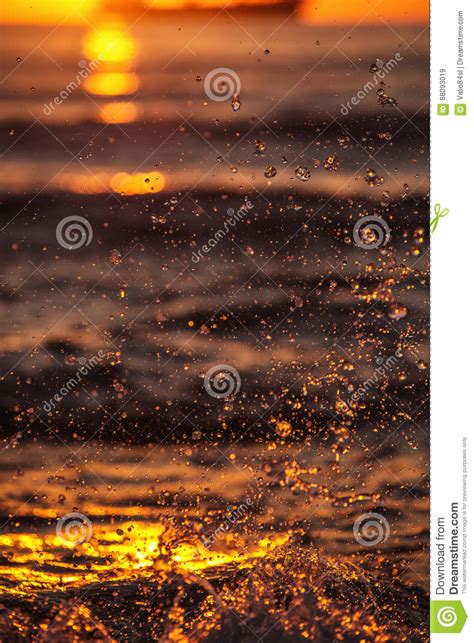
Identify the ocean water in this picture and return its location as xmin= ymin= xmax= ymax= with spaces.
xmin=0 ymin=6 xmax=429 ymax=641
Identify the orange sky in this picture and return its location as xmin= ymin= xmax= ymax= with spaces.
xmin=1 ymin=0 xmax=428 ymax=25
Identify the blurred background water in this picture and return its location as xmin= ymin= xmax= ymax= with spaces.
xmin=1 ymin=1 xmax=428 ymax=440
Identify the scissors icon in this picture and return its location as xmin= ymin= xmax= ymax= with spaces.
xmin=430 ymin=203 xmax=449 ymax=233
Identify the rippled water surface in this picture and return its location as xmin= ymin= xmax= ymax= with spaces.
xmin=1 ymin=442 xmax=429 ymax=640
xmin=1 ymin=2 xmax=429 ymax=640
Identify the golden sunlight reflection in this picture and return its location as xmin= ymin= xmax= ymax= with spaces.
xmin=0 ymin=439 xmax=429 ymax=638
xmin=57 ymin=172 xmax=112 ymax=194
xmin=110 ymin=171 xmax=166 ymax=194
xmin=0 ymin=522 xmax=289 ymax=592
xmin=100 ymin=100 xmax=138 ymax=123
xmin=171 ymin=534 xmax=290 ymax=572
xmin=56 ymin=170 xmax=166 ymax=194
xmin=83 ymin=71 xmax=140 ymax=96
xmin=82 ymin=20 xmax=139 ymax=121
xmin=83 ymin=26 xmax=137 ymax=64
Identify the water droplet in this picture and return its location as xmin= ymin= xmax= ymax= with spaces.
xmin=264 ymin=165 xmax=277 ymax=178
xmin=388 ymin=303 xmax=408 ymax=320
xmin=323 ymin=155 xmax=340 ymax=171
xmin=377 ymin=86 xmax=398 ymax=107
xmin=365 ymin=168 xmax=384 ymax=186
xmin=369 ymin=59 xmax=384 ymax=73
xmin=295 ymin=166 xmax=311 ymax=182
xmin=255 ymin=140 xmax=266 ymax=153
xmin=109 ymin=249 xmax=122 ymax=265
xmin=276 ymin=420 xmax=292 ymax=437
xmin=231 ymin=96 xmax=241 ymax=112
